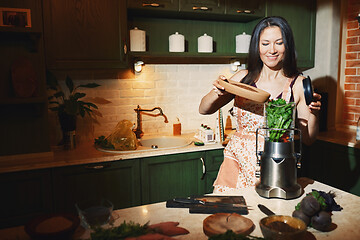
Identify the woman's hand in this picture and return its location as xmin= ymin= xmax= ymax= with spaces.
xmin=212 ymin=75 xmax=227 ymax=96
xmin=199 ymin=75 xmax=235 ymax=114
xmin=309 ymin=92 xmax=321 ymax=114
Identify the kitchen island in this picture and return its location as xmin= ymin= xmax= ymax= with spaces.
xmin=1 ymin=178 xmax=359 ymax=240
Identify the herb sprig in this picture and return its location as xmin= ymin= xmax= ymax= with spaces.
xmin=90 ymin=221 xmax=151 ymax=240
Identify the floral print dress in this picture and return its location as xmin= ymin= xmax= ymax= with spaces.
xmin=213 ymin=77 xmax=297 ymax=193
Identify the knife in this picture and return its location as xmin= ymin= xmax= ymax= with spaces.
xmin=173 ymin=198 xmax=250 ymax=208
xmin=258 ymin=204 xmax=275 ymax=216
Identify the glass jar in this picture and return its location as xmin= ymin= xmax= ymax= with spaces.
xmin=264 ymin=100 xmax=296 ymax=142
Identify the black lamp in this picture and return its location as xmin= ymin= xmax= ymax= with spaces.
xmin=357 ymin=13 xmax=360 ymax=29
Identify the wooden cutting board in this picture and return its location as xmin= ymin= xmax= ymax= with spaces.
xmin=203 ymin=212 xmax=255 ymax=237
xmin=11 ymin=57 xmax=37 ymax=98
xmin=166 ymin=196 xmax=249 ymax=215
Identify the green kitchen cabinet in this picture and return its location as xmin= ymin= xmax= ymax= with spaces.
xmin=0 ymin=169 xmax=53 ymax=228
xmin=52 ymin=159 xmax=141 ymax=214
xmin=304 ymin=140 xmax=360 ymax=197
xmin=202 ymin=149 xmax=224 ymax=194
xmin=128 ymin=16 xmax=250 ymax=63
xmin=179 ymin=0 xmax=225 ymax=15
xmin=42 ymin=0 xmax=128 ymax=69
xmin=127 ymin=0 xmax=315 ymax=67
xmin=0 ymin=0 xmax=50 ymax=156
xmin=225 ymin=0 xmax=265 ymax=21
xmin=267 ymin=0 xmax=316 ymax=69
xmin=141 ymin=151 xmax=207 ymax=204
xmin=127 ymin=0 xmax=179 ymax=11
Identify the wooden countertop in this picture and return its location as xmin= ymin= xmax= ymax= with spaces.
xmin=0 ymin=134 xmax=224 ymax=174
xmin=0 ymin=129 xmax=358 ymax=174
xmin=1 ymin=178 xmax=359 ymax=240
xmin=317 ymin=128 xmax=360 ymax=149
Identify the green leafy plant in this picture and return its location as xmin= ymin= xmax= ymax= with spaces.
xmin=94 ymin=135 xmax=115 ymax=150
xmin=46 ymin=70 xmax=101 ymax=117
xmin=265 ymin=99 xmax=295 ymax=142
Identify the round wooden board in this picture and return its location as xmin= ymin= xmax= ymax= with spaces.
xmin=219 ymin=79 xmax=270 ymax=103
xmin=203 ymin=212 xmax=255 ymax=237
xmin=11 ymin=57 xmax=37 ymax=98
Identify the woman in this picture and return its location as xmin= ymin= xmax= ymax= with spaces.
xmin=199 ymin=16 xmax=321 ymax=193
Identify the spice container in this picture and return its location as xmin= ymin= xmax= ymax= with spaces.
xmin=173 ymin=117 xmax=181 ymax=136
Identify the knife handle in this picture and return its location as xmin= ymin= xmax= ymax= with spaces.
xmin=258 ymin=204 xmax=275 ymax=216
xmin=173 ymin=198 xmax=203 ymax=205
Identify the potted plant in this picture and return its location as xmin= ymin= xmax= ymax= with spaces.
xmin=46 ymin=71 xmax=107 ymax=148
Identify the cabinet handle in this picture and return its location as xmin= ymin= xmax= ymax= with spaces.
xmin=142 ymin=3 xmax=162 ymax=7
xmin=236 ymin=9 xmax=254 ymax=14
xmin=124 ymin=43 xmax=127 ymax=55
xmin=200 ymin=157 xmax=206 ymax=180
xmin=84 ymin=164 xmax=109 ymax=170
xmin=192 ymin=6 xmax=211 ymax=11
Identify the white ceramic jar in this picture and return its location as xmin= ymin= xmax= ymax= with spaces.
xmin=130 ymin=27 xmax=146 ymax=52
xmin=236 ymin=32 xmax=251 ymax=53
xmin=169 ymin=32 xmax=185 ymax=52
xmin=198 ymin=33 xmax=213 ymax=53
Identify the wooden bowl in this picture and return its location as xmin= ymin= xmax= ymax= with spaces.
xmin=24 ymin=213 xmax=80 ymax=240
xmin=218 ymin=79 xmax=270 ymax=103
xmin=203 ymin=213 xmax=255 ymax=237
xmin=260 ymin=215 xmax=306 ymax=240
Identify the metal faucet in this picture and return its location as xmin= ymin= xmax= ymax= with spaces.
xmin=133 ymin=105 xmax=168 ymax=138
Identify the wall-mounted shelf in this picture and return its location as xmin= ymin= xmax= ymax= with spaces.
xmin=130 ymin=52 xmax=247 ymax=64
xmin=127 ymin=0 xmax=315 ymax=69
xmin=0 ymin=31 xmax=41 ymax=52
xmin=0 ymin=96 xmax=47 ymax=105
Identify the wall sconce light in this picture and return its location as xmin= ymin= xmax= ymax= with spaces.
xmin=357 ymin=13 xmax=360 ymax=29
xmin=134 ymin=60 xmax=144 ymax=73
xmin=230 ymin=60 xmax=241 ymax=72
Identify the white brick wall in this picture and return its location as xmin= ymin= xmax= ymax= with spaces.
xmin=49 ymin=64 xmax=237 ymax=145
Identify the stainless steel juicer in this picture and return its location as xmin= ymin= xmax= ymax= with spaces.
xmin=255 ymin=127 xmax=302 ymax=199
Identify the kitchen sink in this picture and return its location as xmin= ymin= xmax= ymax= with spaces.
xmin=139 ymin=136 xmax=192 ymax=149
xmin=96 ymin=136 xmax=193 ymax=154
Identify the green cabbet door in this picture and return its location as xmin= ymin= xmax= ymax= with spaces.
xmin=141 ymin=151 xmax=206 ymax=204
xmin=52 ymin=159 xmax=141 ymax=214
xmin=267 ymin=0 xmax=316 ymax=69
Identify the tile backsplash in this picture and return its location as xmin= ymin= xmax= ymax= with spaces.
xmin=48 ymin=64 xmax=236 ymax=145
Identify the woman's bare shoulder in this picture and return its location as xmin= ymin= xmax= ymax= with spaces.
xmin=293 ymin=74 xmax=306 ymax=91
xmin=230 ymin=69 xmax=248 ymax=82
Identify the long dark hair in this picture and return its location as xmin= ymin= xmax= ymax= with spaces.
xmin=241 ymin=16 xmax=299 ymax=85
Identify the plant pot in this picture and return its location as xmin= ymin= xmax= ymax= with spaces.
xmin=58 ymin=112 xmax=77 ymax=132
xmin=58 ymin=112 xmax=77 ymax=150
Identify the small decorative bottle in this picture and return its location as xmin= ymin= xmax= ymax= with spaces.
xmin=356 ymin=116 xmax=360 ymax=142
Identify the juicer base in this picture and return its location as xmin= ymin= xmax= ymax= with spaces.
xmin=255 ymin=183 xmax=302 ymax=199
